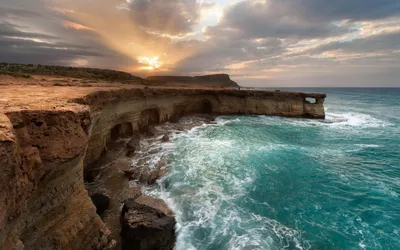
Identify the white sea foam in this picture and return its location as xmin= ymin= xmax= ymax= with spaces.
xmin=324 ymin=112 xmax=390 ymax=128
xmin=256 ymin=111 xmax=391 ymax=129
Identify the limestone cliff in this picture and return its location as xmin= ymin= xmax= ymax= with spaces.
xmin=0 ymin=77 xmax=325 ymax=249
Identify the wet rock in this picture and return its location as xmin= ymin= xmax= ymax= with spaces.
xmin=147 ymin=169 xmax=168 ymax=185
xmin=127 ymin=134 xmax=141 ymax=150
xmin=121 ymin=198 xmax=176 ymax=250
xmin=91 ymin=193 xmax=110 ymax=216
xmin=161 ymin=134 xmax=170 ymax=142
xmin=156 ymin=158 xmax=168 ymax=169
xmin=146 ymin=158 xmax=168 ymax=185
xmin=148 ymin=148 xmax=161 ymax=155
xmin=135 ymin=195 xmax=174 ymax=216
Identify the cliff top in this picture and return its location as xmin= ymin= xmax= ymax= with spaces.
xmin=0 ymin=63 xmax=238 ymax=88
xmin=0 ymin=63 xmax=326 ymax=114
xmin=0 ymin=63 xmax=143 ymax=83
xmin=0 ymin=74 xmax=326 ymax=113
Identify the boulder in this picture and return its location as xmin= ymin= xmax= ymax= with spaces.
xmin=161 ymin=134 xmax=170 ymax=142
xmin=121 ymin=198 xmax=176 ymax=250
xmin=135 ymin=195 xmax=174 ymax=216
xmin=90 ymin=193 xmax=110 ymax=216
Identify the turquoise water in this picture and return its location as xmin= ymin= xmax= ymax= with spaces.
xmin=150 ymin=88 xmax=400 ymax=250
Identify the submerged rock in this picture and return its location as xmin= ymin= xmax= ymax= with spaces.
xmin=121 ymin=198 xmax=176 ymax=250
xmin=148 ymin=148 xmax=161 ymax=154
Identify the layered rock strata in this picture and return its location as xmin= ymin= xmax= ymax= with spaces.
xmin=0 ymin=83 xmax=325 ymax=249
xmin=121 ymin=197 xmax=176 ymax=250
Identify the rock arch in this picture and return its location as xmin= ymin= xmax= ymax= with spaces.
xmin=110 ymin=122 xmax=133 ymax=141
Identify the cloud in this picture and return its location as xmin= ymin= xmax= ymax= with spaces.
xmin=280 ymin=0 xmax=400 ymax=22
xmin=64 ymin=21 xmax=94 ymax=31
xmin=0 ymin=5 xmax=136 ymax=69
xmin=170 ymin=0 xmax=400 ymax=86
xmin=308 ymin=32 xmax=400 ymax=57
xmin=124 ymin=0 xmax=206 ymax=35
xmin=206 ymin=1 xmax=349 ymax=40
xmin=0 ymin=0 xmax=399 ymax=86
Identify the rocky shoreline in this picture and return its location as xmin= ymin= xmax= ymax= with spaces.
xmin=0 ymin=72 xmax=326 ymax=250
xmin=85 ymin=115 xmax=217 ymax=249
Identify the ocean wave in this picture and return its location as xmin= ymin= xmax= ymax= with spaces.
xmin=323 ymin=112 xmax=390 ymax=128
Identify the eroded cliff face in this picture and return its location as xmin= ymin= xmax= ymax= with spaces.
xmin=0 ymin=86 xmax=325 ymax=250
xmin=0 ymin=109 xmax=113 ymax=250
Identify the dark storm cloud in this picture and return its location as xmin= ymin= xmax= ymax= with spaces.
xmin=282 ymin=0 xmax=400 ymax=22
xmin=0 ymin=22 xmax=57 ymax=40
xmin=0 ymin=7 xmax=42 ymax=18
xmin=207 ymin=0 xmax=400 ymax=41
xmin=206 ymin=1 xmax=348 ymax=40
xmin=308 ymin=32 xmax=400 ymax=55
xmin=0 ymin=22 xmax=102 ymax=65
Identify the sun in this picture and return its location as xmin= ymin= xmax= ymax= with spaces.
xmin=138 ymin=56 xmax=162 ymax=70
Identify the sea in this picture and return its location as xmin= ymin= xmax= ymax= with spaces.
xmin=144 ymin=88 xmax=400 ymax=250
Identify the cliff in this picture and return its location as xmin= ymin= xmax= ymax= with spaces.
xmin=0 ymin=74 xmax=325 ymax=249
xmin=146 ymin=74 xmax=239 ymax=88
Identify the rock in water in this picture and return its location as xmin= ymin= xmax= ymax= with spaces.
xmin=121 ymin=198 xmax=176 ymax=250
xmin=161 ymin=134 xmax=170 ymax=142
xmin=90 ymin=193 xmax=110 ymax=216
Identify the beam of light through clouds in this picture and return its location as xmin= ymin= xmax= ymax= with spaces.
xmin=0 ymin=0 xmax=399 ymax=86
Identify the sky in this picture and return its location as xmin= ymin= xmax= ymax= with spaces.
xmin=0 ymin=0 xmax=399 ymax=87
